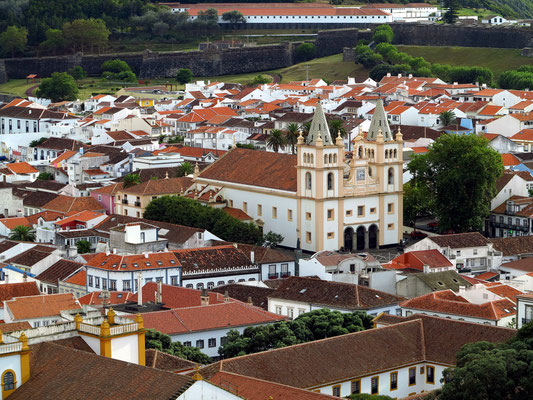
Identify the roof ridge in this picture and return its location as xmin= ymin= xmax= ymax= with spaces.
xmin=171 ymin=309 xmax=191 ymax=332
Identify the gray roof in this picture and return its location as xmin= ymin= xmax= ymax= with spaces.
xmin=306 ymin=102 xmax=334 ymax=146
xmin=367 ymin=98 xmax=393 ymax=141
xmin=414 ymin=270 xmax=472 ymax=292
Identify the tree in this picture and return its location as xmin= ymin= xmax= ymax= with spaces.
xmin=29 ymin=137 xmax=47 ymax=147
xmin=403 ymin=181 xmax=432 ymax=228
xmin=176 ymin=68 xmax=193 ymax=85
xmin=301 ymin=121 xmax=312 ymax=137
xmin=197 ymin=8 xmax=218 ymax=24
xmin=76 ymin=240 xmax=91 ymax=254
xmin=372 ymin=24 xmax=394 ymax=44
xmin=221 ymin=10 xmax=246 ymax=24
xmin=101 ymin=59 xmax=136 ymax=82
xmin=9 ymin=225 xmax=35 ymax=242
xmin=145 ymin=329 xmax=210 ymax=364
xmin=267 ymin=129 xmax=287 ymax=153
xmin=35 ymin=72 xmax=78 ymax=102
xmin=67 ymin=66 xmax=87 ymax=81
xmin=176 ymin=162 xmax=194 ymax=177
xmin=39 ymin=28 xmax=65 ymax=55
xmin=295 ymin=43 xmax=316 ymax=62
xmin=62 ymin=18 xmax=109 ymax=53
xmin=250 ymin=75 xmax=270 ymax=85
xmin=37 ymin=172 xmax=54 ymax=181
xmin=262 ymin=231 xmax=284 ymax=248
xmin=123 ymin=173 xmax=141 ymax=188
xmin=443 ymin=0 xmax=460 ymax=24
xmin=408 ymin=134 xmax=503 ymax=233
xmin=285 ymin=123 xmax=300 ymax=155
xmin=328 ymin=119 xmax=346 ymax=139
xmin=0 ymin=25 xmax=27 ymax=57
xmin=439 ymin=110 xmax=457 ymax=127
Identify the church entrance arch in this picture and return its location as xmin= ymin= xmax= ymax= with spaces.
xmin=344 ymin=227 xmax=354 ymax=252
xmin=356 ymin=226 xmax=366 ymax=251
xmin=369 ymin=224 xmax=378 ymax=249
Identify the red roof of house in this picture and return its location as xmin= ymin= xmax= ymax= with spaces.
xmin=511 ymin=129 xmax=533 ymax=141
xmin=85 ymin=252 xmax=181 ymax=272
xmin=0 ymin=282 xmax=40 ymax=303
xmin=54 ymin=211 xmax=105 ymax=227
xmin=7 ymin=162 xmax=38 ymax=175
xmin=388 ymin=250 xmax=453 ymax=271
xmin=5 ymin=293 xmax=80 ymax=320
xmin=78 ymin=291 xmax=134 ymax=306
xmin=64 ymin=270 xmax=86 ymax=286
xmin=501 ymin=153 xmax=521 ymax=166
xmin=130 ymin=282 xmax=228 ymax=308
xmin=0 ymin=217 xmax=30 ymax=230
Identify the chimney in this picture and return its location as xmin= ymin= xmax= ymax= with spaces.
xmin=144 ymin=252 xmax=148 ymax=259
xmin=112 ymin=248 xmax=117 ymax=254
xmin=246 ymin=296 xmax=253 ymax=306
xmin=386 ymin=73 xmax=391 ymax=77
xmin=137 ymin=272 xmax=143 ymax=306
xmin=200 ymin=288 xmax=209 ymax=306
xmin=105 ymin=250 xmax=110 ymax=256
xmin=157 ymin=280 xmax=163 ymax=303
xmin=458 ymin=285 xmax=466 ymax=296
xmin=224 ymin=290 xmax=229 ymax=303
xmin=250 ymin=251 xmax=255 ymax=264
xmin=397 ymin=73 xmax=402 ymax=78
xmin=408 ymin=74 xmax=413 ymax=79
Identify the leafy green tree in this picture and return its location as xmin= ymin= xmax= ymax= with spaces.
xmin=35 ymin=72 xmax=78 ymax=102
xmin=197 ymin=8 xmax=218 ymax=24
xmin=39 ymin=28 xmax=65 ymax=55
xmin=145 ymin=329 xmax=210 ymax=364
xmin=62 ymin=18 xmax=109 ymax=52
xmin=403 ymin=181 xmax=432 ymax=228
xmin=439 ymin=110 xmax=457 ymax=127
xmin=301 ymin=121 xmax=312 ymax=137
xmin=29 ymin=137 xmax=47 ymax=147
xmin=144 ymin=196 xmax=263 ymax=245
xmin=295 ymin=43 xmax=316 ymax=62
xmin=262 ymin=231 xmax=284 ymax=248
xmin=76 ymin=240 xmax=91 ymax=254
xmin=222 ymin=10 xmax=246 ymax=24
xmin=101 ymin=59 xmax=136 ymax=82
xmin=250 ymin=75 xmax=270 ymax=85
xmin=176 ymin=68 xmax=193 ymax=85
xmin=328 ymin=119 xmax=346 ymax=139
xmin=123 ymin=173 xmax=141 ymax=188
xmin=285 ymin=123 xmax=300 ymax=155
xmin=67 ymin=66 xmax=87 ymax=81
xmin=9 ymin=225 xmax=35 ymax=242
xmin=442 ymin=0 xmax=460 ymax=24
xmin=37 ymin=172 xmax=54 ymax=181
xmin=176 ymin=162 xmax=194 ymax=177
xmin=0 ymin=25 xmax=27 ymax=57
xmin=267 ymin=129 xmax=287 ymax=153
xmin=373 ymin=24 xmax=394 ymax=44
xmin=408 ymin=134 xmax=503 ymax=233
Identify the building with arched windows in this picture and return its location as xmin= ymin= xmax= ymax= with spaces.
xmin=192 ymin=99 xmax=403 ymax=252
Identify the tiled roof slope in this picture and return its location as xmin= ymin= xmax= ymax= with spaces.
xmin=427 ymin=232 xmax=490 ymax=248
xmin=0 ymin=282 xmax=40 ymax=303
xmin=490 ymin=236 xmax=533 ymax=257
xmin=9 ymin=342 xmax=193 ymax=400
xmin=145 ymin=349 xmax=196 ymax=373
xmin=78 ymin=291 xmax=134 ymax=306
xmin=0 ymin=321 xmax=31 ymax=332
xmin=5 ymin=293 xmax=80 ymax=320
xmin=211 ymin=283 xmax=276 ymax=310
xmin=35 ymin=259 xmax=84 ymax=284
xmin=42 ymin=195 xmax=105 ymax=213
xmin=120 ymin=177 xmax=192 ymax=196
xmin=200 ymin=316 xmax=514 ymax=389
xmin=130 ymin=282 xmax=227 ymax=308
xmin=173 ymin=245 xmax=255 ymax=273
xmin=5 ymin=246 xmax=56 ymax=267
xmin=269 ymin=276 xmax=404 ymax=310
xmin=198 ymin=148 xmax=298 ymax=192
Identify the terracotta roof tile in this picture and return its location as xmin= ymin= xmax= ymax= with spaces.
xmin=173 ymin=245 xmax=254 ymax=273
xmin=35 ymin=259 xmax=84 ymax=284
xmin=64 ymin=270 xmax=86 ymax=286
xmin=42 ymin=195 xmax=105 ymax=213
xmin=130 ymin=282 xmax=226 ymax=308
xmin=120 ymin=177 xmax=192 ymax=196
xmin=78 ymin=291 xmax=134 ymax=306
xmin=426 ymin=232 xmax=489 ymax=249
xmin=0 ymin=282 xmax=40 ymax=303
xmin=5 ymin=293 xmax=80 ymax=320
xmin=7 ymin=162 xmax=38 ymax=175
xmin=145 ymin=349 xmax=196 ymax=373
xmin=85 ymin=252 xmax=181 ymax=272
xmin=0 ymin=216 xmax=30 ymax=230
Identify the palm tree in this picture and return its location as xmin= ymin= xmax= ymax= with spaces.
xmin=267 ymin=129 xmax=287 ymax=153
xmin=9 ymin=225 xmax=36 ymax=242
xmin=285 ymin=123 xmax=300 ymax=154
xmin=329 ymin=119 xmax=347 ymax=139
xmin=176 ymin=162 xmax=194 ymax=177
xmin=439 ymin=110 xmax=457 ymax=127
xmin=300 ymin=122 xmax=312 ymax=137
xmin=123 ymin=173 xmax=141 ymax=188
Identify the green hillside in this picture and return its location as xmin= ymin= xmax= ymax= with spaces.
xmin=458 ymin=0 xmax=533 ymax=19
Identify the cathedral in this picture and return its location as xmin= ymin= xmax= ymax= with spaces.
xmin=191 ymin=99 xmax=403 ymax=253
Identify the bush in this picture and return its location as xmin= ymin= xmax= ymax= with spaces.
xmin=295 ymin=42 xmax=316 ymax=62
xmin=101 ymin=59 xmax=137 ymax=82
xmin=372 ymin=24 xmax=394 ymax=44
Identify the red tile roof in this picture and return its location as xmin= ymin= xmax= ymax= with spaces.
xmin=501 ymin=153 xmax=521 ymax=166
xmin=78 ymin=291 xmax=134 ymax=306
xmin=85 ymin=252 xmax=181 ymax=272
xmin=130 ymin=282 xmax=227 ymax=308
xmin=0 ymin=282 xmax=40 ymax=303
xmin=5 ymin=293 xmax=80 ymax=320
xmin=0 ymin=217 xmax=30 ymax=230
xmin=64 ymin=270 xmax=86 ymax=286
xmin=7 ymin=162 xmax=39 ymax=175
xmin=42 ymin=195 xmax=105 ymax=213
xmin=511 ymin=129 xmax=533 ymax=141
xmin=389 ymin=249 xmax=453 ymax=271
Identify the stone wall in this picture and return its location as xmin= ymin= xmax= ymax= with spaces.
xmin=314 ymin=28 xmax=359 ymax=57
xmin=0 ymin=61 xmax=7 ymax=84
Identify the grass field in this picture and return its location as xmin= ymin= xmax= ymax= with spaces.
xmin=397 ymin=45 xmax=533 ymax=78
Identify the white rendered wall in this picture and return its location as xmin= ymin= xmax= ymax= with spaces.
xmin=111 ymin=334 xmax=139 ymax=364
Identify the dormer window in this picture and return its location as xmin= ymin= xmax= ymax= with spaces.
xmin=146 ymin=262 xmax=151 ymax=266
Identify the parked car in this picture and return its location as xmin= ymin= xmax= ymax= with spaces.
xmin=427 ymin=221 xmax=438 ymax=231
xmin=410 ymin=230 xmax=428 ymax=239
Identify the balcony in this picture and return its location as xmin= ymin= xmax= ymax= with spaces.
xmin=268 ymin=273 xmax=279 ymax=279
xmin=281 ymin=272 xmax=291 ymax=278
xmin=121 ymin=199 xmax=128 ymax=205
xmin=490 ymin=221 xmax=529 ymax=232
xmin=134 ymin=201 xmax=141 ymax=207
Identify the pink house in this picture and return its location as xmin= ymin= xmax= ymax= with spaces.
xmin=90 ymin=183 xmax=123 ymax=215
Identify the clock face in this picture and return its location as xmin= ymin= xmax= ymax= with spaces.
xmin=357 ymin=169 xmax=365 ymax=181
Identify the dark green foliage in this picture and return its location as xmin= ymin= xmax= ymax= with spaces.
xmin=221 ymin=10 xmax=246 ymax=23
xmin=408 ymin=134 xmax=503 ymax=232
xmin=39 ymin=29 xmax=65 ymax=55
xmin=36 ymin=72 xmax=78 ymax=102
xmin=250 ymin=75 xmax=270 ymax=85
xmin=29 ymin=137 xmax=47 ymax=147
xmin=500 ymin=66 xmax=533 ymax=90
xmin=372 ymin=24 xmax=393 ymax=44
xmin=123 ymin=173 xmax=141 ymax=188
xmin=403 ymin=181 xmax=432 ymax=228
xmin=62 ymin=18 xmax=109 ymax=52
xmin=101 ymin=59 xmax=136 ymax=82
xmin=0 ymin=25 xmax=27 ymax=57
xmin=267 ymin=129 xmax=287 ymax=153
xmin=176 ymin=68 xmax=193 ymax=85
xmin=67 ymin=66 xmax=87 ymax=81
xmin=176 ymin=161 xmax=194 ymax=177
xmin=236 ymin=143 xmax=256 ymax=150
xmin=262 ymin=231 xmax=284 ymax=248
xmin=355 ymin=44 xmax=383 ymax=69
xmin=37 ymin=172 xmax=54 ymax=181
xmin=439 ymin=322 xmax=533 ymax=399
xmin=197 ymin=8 xmax=218 ymax=24
xmin=76 ymin=240 xmax=91 ymax=254
xmin=9 ymin=225 xmax=35 ymax=242
xmin=443 ymin=0 xmax=460 ymax=24
xmin=218 ymin=309 xmax=373 ymax=359
xmin=145 ymin=329 xmax=210 ymax=364
xmin=295 ymin=42 xmax=316 ymax=62
xmin=143 ymin=195 xmax=264 ymax=245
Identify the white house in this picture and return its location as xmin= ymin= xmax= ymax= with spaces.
xmin=517 ymin=293 xmax=533 ymax=328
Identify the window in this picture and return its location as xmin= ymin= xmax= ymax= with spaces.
xmin=257 ymin=204 xmax=262 ymax=216
xmin=207 ymin=282 xmax=214 ymax=289
xmin=456 ymin=250 xmax=461 ymax=256
xmin=229 ymin=200 xmax=233 ymax=207
xmin=287 ymin=307 xmax=294 ymax=319
xmin=243 ymin=202 xmax=247 ymax=212
xmin=327 ymin=209 xmax=334 ymax=220
xmin=102 ymin=279 xmax=107 ymax=290
xmin=196 ymin=340 xmax=204 ymax=349
xmin=306 ymin=232 xmax=312 ymax=243
xmin=370 ymin=207 xmax=376 ymax=214
xmin=371 ymin=376 xmax=379 ymax=394
xmin=3 ymin=371 xmax=15 ymax=391
xmin=305 ymin=172 xmax=312 ymax=190
xmin=409 ymin=367 xmax=416 ymax=386
xmin=390 ymin=371 xmax=398 ymax=391
xmin=306 ymin=212 xmax=311 ymax=220
xmin=346 ymin=210 xmax=353 ymax=217
xmin=327 ymin=232 xmax=335 ymax=239
xmin=88 ymin=275 xmax=93 ymax=287
xmin=351 ymin=379 xmax=361 ymax=394
xmin=272 ymin=207 xmax=277 ymax=218
xmin=427 ymin=366 xmax=435 ymax=384
xmin=388 ymin=203 xmax=394 ymax=213
xmin=288 ymin=209 xmax=293 ymax=221
xmin=208 ymin=338 xmax=216 ymax=348
xmin=357 ymin=206 xmax=364 ymax=216
xmin=327 ymin=173 xmax=334 ymax=190
xmin=183 ymin=341 xmax=191 ymax=347
xmin=388 ymin=223 xmax=394 ymax=230
xmin=123 ymin=280 xmax=131 ymax=291
xmin=332 ymin=385 xmax=341 ymax=396
xmin=276 ymin=306 xmax=282 ymax=314
xmin=109 ymin=280 xmax=117 ymax=291
xmin=388 ymin=167 xmax=394 ymax=184
xmin=473 ymin=249 xmax=478 ymax=255
xmin=171 ymin=276 xmax=178 ymax=286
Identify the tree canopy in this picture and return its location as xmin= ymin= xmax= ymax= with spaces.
xmin=35 ymin=72 xmax=79 ymax=102
xmin=123 ymin=173 xmax=141 ymax=188
xmin=143 ymin=195 xmax=265 ymax=245
xmin=294 ymin=42 xmax=316 ymax=62
xmin=145 ymin=329 xmax=210 ymax=364
xmin=9 ymin=225 xmax=35 ymax=242
xmin=267 ymin=129 xmax=287 ymax=153
xmin=62 ymin=18 xmax=109 ymax=52
xmin=67 ymin=66 xmax=87 ymax=81
xmin=443 ymin=0 xmax=460 ymax=24
xmin=0 ymin=25 xmax=27 ymax=57
xmin=176 ymin=68 xmax=193 ymax=85
xmin=76 ymin=240 xmax=91 ymax=254
xmin=101 ymin=58 xmax=136 ymax=82
xmin=408 ymin=134 xmax=503 ymax=233
xmin=372 ymin=24 xmax=393 ymax=44
xmin=218 ymin=309 xmax=373 ymax=359
xmin=222 ymin=10 xmax=246 ymax=24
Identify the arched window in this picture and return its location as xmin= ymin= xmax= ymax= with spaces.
xmin=358 ymin=147 xmax=363 ymax=158
xmin=328 ymin=154 xmax=333 ymax=164
xmin=333 ymin=154 xmax=337 ymax=163
xmin=304 ymin=153 xmax=308 ymax=163
xmin=324 ymin=154 xmax=328 ymax=164
xmin=310 ymin=154 xmax=314 ymax=164
xmin=385 ymin=150 xmax=389 ymax=159
xmin=327 ymin=173 xmax=334 ymax=190
xmin=3 ymin=371 xmax=15 ymax=391
xmin=368 ymin=167 xmax=372 ymax=177
xmin=393 ymin=149 xmax=397 ymax=158
xmin=371 ymin=150 xmax=375 ymax=159
xmin=388 ymin=167 xmax=394 ymax=185
xmin=306 ymin=172 xmax=312 ymax=190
